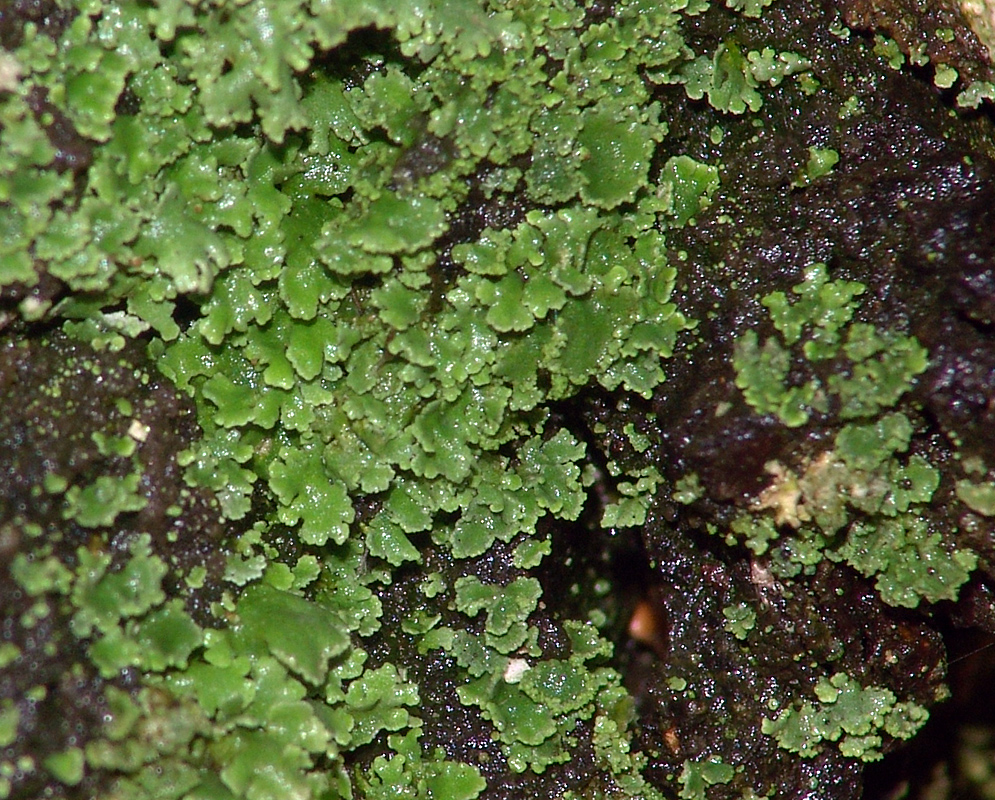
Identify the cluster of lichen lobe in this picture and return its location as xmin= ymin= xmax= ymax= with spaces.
xmin=0 ymin=333 xmax=230 ymax=798
xmin=4 ymin=0 xmax=995 ymax=799
xmin=588 ymin=7 xmax=995 ymax=799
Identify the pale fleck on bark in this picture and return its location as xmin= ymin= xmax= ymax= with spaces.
xmin=962 ymin=0 xmax=995 ymax=60
xmin=0 ymin=51 xmax=22 ymax=92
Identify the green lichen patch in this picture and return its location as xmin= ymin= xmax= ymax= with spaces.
xmin=732 ymin=263 xmax=931 ymax=428
xmin=956 ymin=478 xmax=995 ymax=516
xmin=722 ymin=603 xmax=757 ymax=641
xmin=0 ymin=330 xmax=237 ymax=796
xmin=448 ymin=623 xmax=630 ymax=777
xmin=762 ymin=672 xmax=929 ymax=761
xmin=6 ymin=0 xmax=995 ymax=798
xmin=722 ymin=265 xmax=974 ymax=607
xmin=8 ymin=0 xmax=710 ymax=793
xmin=356 ymin=730 xmax=487 ymax=800
xmin=839 ymin=514 xmax=977 ymax=607
xmin=63 ymin=472 xmax=148 ymax=528
xmin=677 ymin=40 xmax=813 ymax=115
xmin=678 ymin=756 xmax=736 ymax=800
xmin=235 ymin=583 xmax=351 ymax=686
xmin=728 ymin=435 xmax=974 ymax=607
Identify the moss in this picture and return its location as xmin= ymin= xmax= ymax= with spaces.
xmin=3 ymin=1 xmax=995 ymax=799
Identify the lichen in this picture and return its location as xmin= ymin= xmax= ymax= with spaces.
xmin=761 ymin=672 xmax=930 ymax=761
xmin=724 ymin=270 xmax=976 ymax=607
xmin=3 ymin=1 xmax=995 ymax=799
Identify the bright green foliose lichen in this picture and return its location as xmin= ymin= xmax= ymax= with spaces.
xmin=727 ymin=265 xmax=976 ymax=607
xmin=678 ymin=756 xmax=736 ymax=800
xmin=3 ymin=0 xmax=990 ymax=798
xmin=762 ymin=672 xmax=930 ymax=761
xmin=0 ymin=0 xmax=715 ymax=796
xmin=732 ymin=262 xmax=930 ymax=426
